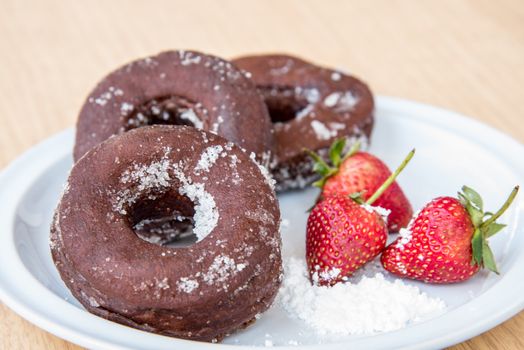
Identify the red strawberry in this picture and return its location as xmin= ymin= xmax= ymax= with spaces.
xmin=306 ymin=195 xmax=387 ymax=285
xmin=306 ymin=149 xmax=415 ymax=286
xmin=381 ymin=186 xmax=519 ymax=284
xmin=308 ymin=139 xmax=413 ymax=232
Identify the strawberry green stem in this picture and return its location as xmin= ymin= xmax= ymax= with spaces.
xmin=480 ymin=186 xmax=519 ymax=229
xmin=305 ymin=149 xmax=332 ymax=171
xmin=365 ymin=149 xmax=415 ymax=205
xmin=307 ymin=138 xmax=363 ymax=189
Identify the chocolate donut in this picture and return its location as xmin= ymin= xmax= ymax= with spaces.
xmin=233 ymin=54 xmax=374 ymax=191
xmin=51 ymin=125 xmax=282 ymax=342
xmin=74 ymin=50 xmax=274 ymax=166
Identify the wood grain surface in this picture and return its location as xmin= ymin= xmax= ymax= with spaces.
xmin=1 ymin=0 xmax=523 ymax=349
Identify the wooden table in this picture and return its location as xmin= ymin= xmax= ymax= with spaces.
xmin=1 ymin=0 xmax=523 ymax=348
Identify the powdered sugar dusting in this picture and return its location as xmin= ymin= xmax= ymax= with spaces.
xmin=323 ymin=91 xmax=359 ymax=112
xmin=90 ymin=86 xmax=124 ymax=106
xmin=250 ymin=152 xmax=276 ymax=192
xmin=179 ymin=51 xmax=202 ymax=66
xmin=228 ymin=153 xmax=242 ymax=185
xmin=177 ymin=277 xmax=199 ymax=293
xmin=361 ymin=204 xmax=391 ymax=224
xmin=303 ymin=88 xmax=320 ymax=104
xmin=120 ymin=158 xmax=171 ymax=188
xmin=282 ymin=86 xmax=320 ymax=105
xmin=270 ymin=59 xmax=294 ymax=76
xmin=331 ymin=72 xmax=341 ymax=81
xmin=310 ymin=121 xmax=349 ymax=141
xmin=210 ymin=115 xmax=224 ymax=134
xmin=202 ymin=254 xmax=246 ymax=290
xmin=311 ymin=120 xmax=335 ymax=140
xmin=329 ymin=122 xmax=346 ymax=132
xmin=113 ymin=145 xmax=219 ymax=241
xmin=396 ymin=228 xmax=413 ymax=250
xmin=194 ymin=145 xmax=223 ymax=173
xmin=114 ymin=149 xmax=172 ymax=214
xmin=245 ymin=207 xmax=276 ymax=226
xmin=120 ymin=102 xmax=134 ymax=115
xmin=295 ymin=104 xmax=315 ymax=120
xmin=173 ymin=166 xmax=218 ymax=241
xmin=374 ymin=206 xmax=391 ymax=222
xmin=279 ymin=257 xmax=445 ymax=335
xmin=180 ymin=109 xmax=203 ymax=129
xmin=395 ymin=209 xmax=420 ymax=250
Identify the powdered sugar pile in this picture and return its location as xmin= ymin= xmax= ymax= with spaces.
xmin=278 ymin=257 xmax=445 ymax=335
xmin=311 ymin=266 xmax=341 ymax=285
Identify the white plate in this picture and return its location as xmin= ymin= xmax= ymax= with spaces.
xmin=1 ymin=96 xmax=523 ymax=350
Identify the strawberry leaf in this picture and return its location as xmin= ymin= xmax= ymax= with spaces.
xmin=466 ymin=186 xmax=519 ymax=274
xmin=462 ymin=186 xmax=483 ymax=211
xmin=482 ymin=223 xmax=506 ymax=238
xmin=312 ymin=178 xmax=327 ymax=189
xmin=457 ymin=193 xmax=468 ymax=207
xmin=329 ymin=138 xmax=346 ymax=167
xmin=312 ymin=161 xmax=331 ymax=177
xmin=481 ymin=242 xmax=499 ymax=274
xmin=465 ymin=203 xmax=483 ymax=228
xmin=471 ymin=228 xmax=483 ymax=266
xmin=306 ymin=140 xmax=361 ymax=190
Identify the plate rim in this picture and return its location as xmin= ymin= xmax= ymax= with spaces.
xmin=0 ymin=96 xmax=523 ymax=350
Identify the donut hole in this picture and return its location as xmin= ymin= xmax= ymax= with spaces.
xmin=129 ymin=191 xmax=198 ymax=247
xmin=261 ymin=87 xmax=313 ymax=123
xmin=125 ymin=96 xmax=205 ymax=130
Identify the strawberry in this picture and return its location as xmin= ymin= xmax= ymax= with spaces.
xmin=306 ymin=149 xmax=415 ymax=286
xmin=381 ymin=186 xmax=519 ymax=284
xmin=308 ymin=139 xmax=413 ymax=232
